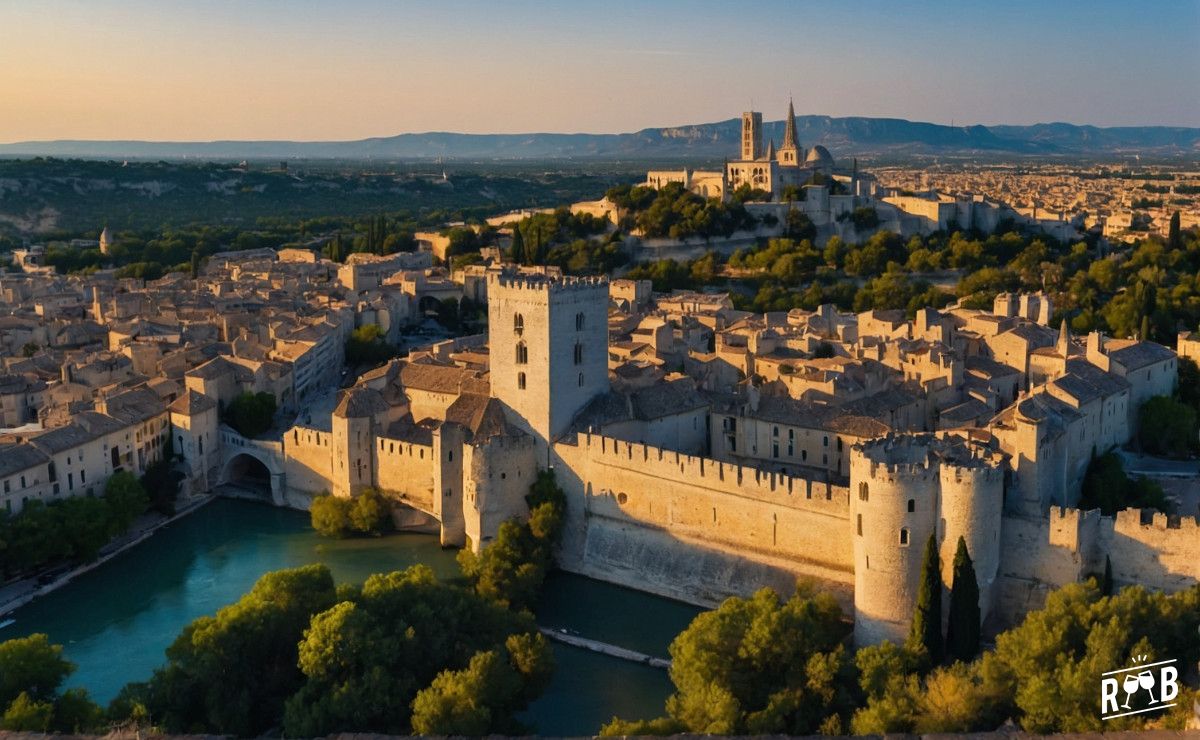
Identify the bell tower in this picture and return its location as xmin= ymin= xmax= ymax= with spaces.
xmin=740 ymin=111 xmax=762 ymax=161
xmin=487 ymin=270 xmax=610 ymax=457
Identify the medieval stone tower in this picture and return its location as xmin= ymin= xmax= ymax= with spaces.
xmin=487 ymin=270 xmax=610 ymax=459
xmin=330 ymin=386 xmax=389 ymax=498
xmin=849 ymin=434 xmax=1006 ymax=646
xmin=740 ymin=111 xmax=763 ymax=161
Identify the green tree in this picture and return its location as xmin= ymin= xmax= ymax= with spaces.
xmin=1138 ymin=395 xmax=1197 ymax=457
xmin=345 ymin=324 xmax=400 ymax=366
xmin=222 ymin=391 xmax=277 ymax=438
xmin=104 ymin=471 xmax=149 ymax=534
xmin=0 ymin=634 xmax=73 ymax=708
xmin=2 ymin=693 xmax=54 ymax=732
xmin=603 ymin=584 xmax=854 ymax=735
xmin=282 ymin=565 xmax=544 ymax=736
xmin=128 ymin=564 xmax=338 ymax=736
xmin=908 ymin=533 xmax=943 ymax=665
xmin=410 ymin=633 xmax=554 ymax=735
xmin=310 ymin=493 xmax=351 ymax=537
xmin=1168 ymin=210 xmax=1182 ymax=251
xmin=508 ymin=224 xmax=525 ymax=264
xmin=1079 ymin=452 xmax=1171 ymax=515
xmin=945 ymin=537 xmax=980 ymax=663
xmin=348 ymin=488 xmax=391 ymax=535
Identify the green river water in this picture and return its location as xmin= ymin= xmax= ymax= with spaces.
xmin=3 ymin=498 xmax=702 ymax=736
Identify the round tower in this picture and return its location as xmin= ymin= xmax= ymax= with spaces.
xmin=937 ymin=447 xmax=1005 ymax=625
xmin=850 ymin=435 xmax=939 ymax=647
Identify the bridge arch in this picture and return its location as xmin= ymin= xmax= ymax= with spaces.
xmin=217 ymin=426 xmax=286 ymax=505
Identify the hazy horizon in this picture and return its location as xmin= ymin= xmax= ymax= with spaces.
xmin=2 ymin=0 xmax=1198 ymax=144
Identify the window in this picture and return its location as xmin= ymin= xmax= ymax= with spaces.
xmin=574 ymin=343 xmax=583 ymax=365
xmin=772 ymin=442 xmax=779 ymax=458
xmin=80 ymin=470 xmax=86 ymax=484
xmin=823 ymin=436 xmax=829 ymax=447
xmin=514 ymin=313 xmax=524 ymax=335
xmin=516 ymin=342 xmax=528 ymax=364
xmin=518 ymin=372 xmax=526 ymax=389
xmin=578 ymin=373 xmax=585 ymax=387
xmin=856 ymin=514 xmax=862 ymax=536
xmin=858 ymin=482 xmax=869 ymax=501
xmin=907 ymin=498 xmax=915 ymax=512
xmin=575 ymin=312 xmax=585 ymax=331
xmin=772 ymin=426 xmax=779 ymax=437
xmin=899 ymin=528 xmax=910 ymax=546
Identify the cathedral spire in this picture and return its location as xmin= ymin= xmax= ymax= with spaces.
xmin=765 ymin=138 xmax=776 ymax=161
xmin=782 ymin=98 xmax=800 ymax=152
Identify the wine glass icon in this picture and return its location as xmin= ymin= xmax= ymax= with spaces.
xmin=1121 ymin=672 xmax=1141 ymax=709
xmin=1138 ymin=669 xmax=1157 ymax=703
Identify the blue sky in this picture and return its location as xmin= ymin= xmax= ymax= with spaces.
xmin=1 ymin=0 xmax=1197 ymax=141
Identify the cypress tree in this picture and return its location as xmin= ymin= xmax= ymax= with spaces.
xmin=908 ymin=532 xmax=944 ymax=665
xmin=1101 ymin=554 xmax=1114 ymax=596
xmin=1168 ymin=211 xmax=1182 ymax=252
xmin=509 ymin=225 xmax=525 ymax=264
xmin=945 ymin=536 xmax=980 ymax=663
xmin=1140 ymin=314 xmax=1151 ymax=342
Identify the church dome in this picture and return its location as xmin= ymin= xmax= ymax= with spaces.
xmin=805 ymin=145 xmax=834 ymax=167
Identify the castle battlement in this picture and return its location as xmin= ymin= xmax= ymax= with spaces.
xmin=856 ymin=432 xmax=1004 ymax=479
xmin=489 ymin=272 xmax=608 ymax=293
xmin=1114 ymin=507 xmax=1200 ymax=532
xmin=577 ymin=432 xmax=850 ymax=511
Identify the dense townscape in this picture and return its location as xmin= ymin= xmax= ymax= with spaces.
xmin=0 ymin=104 xmax=1198 ymax=737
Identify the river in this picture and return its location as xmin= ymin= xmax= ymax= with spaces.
xmin=2 ymin=498 xmax=702 ymax=736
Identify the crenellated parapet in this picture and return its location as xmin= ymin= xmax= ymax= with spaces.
xmin=578 ymin=432 xmax=850 ymax=513
xmin=489 ymin=271 xmax=608 ymax=295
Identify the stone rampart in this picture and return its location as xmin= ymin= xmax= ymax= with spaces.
xmin=555 ymin=433 xmax=853 ymax=609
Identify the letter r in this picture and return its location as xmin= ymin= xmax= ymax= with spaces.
xmin=1101 ymin=678 xmax=1120 ymax=714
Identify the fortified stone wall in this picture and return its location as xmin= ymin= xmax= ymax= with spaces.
xmin=553 ymin=433 xmax=853 ymax=608
xmin=996 ymin=506 xmax=1200 ymax=629
xmin=282 ymin=425 xmax=335 ymax=496
xmin=373 ymin=435 xmax=435 ymax=512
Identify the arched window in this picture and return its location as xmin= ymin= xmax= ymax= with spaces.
xmin=574 ymin=343 xmax=583 ymax=365
xmin=578 ymin=373 xmax=584 ymax=387
xmin=907 ymin=498 xmax=915 ymax=512
xmin=516 ymin=342 xmax=528 ymax=365
xmin=858 ymin=482 xmax=869 ymax=501
xmin=518 ymin=372 xmax=526 ymax=390
xmin=576 ymin=312 xmax=585 ymax=331
xmin=899 ymin=528 xmax=910 ymax=546
xmin=514 ymin=313 xmax=524 ymax=335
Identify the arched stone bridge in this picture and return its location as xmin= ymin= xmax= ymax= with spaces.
xmin=217 ymin=425 xmax=286 ymax=506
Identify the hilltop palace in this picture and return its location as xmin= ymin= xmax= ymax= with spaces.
xmin=1 ymin=236 xmax=1196 ymax=644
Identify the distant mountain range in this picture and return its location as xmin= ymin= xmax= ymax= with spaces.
xmin=2 ymin=116 xmax=1198 ymax=161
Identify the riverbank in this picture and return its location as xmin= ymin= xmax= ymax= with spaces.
xmin=0 ymin=493 xmax=216 ymax=619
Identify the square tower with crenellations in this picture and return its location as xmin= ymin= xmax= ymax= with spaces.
xmin=487 ymin=270 xmax=610 ymax=457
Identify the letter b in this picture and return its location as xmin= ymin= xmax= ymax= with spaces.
xmin=1159 ymin=666 xmax=1179 ymax=703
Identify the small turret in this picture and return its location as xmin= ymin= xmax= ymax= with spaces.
xmin=1056 ymin=319 xmax=1070 ymax=357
